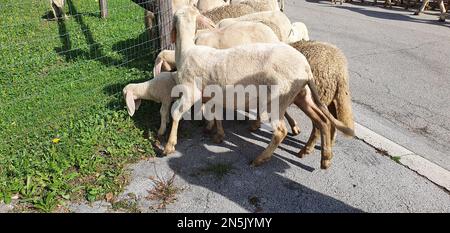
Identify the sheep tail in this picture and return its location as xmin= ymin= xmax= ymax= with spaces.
xmin=335 ymin=69 xmax=355 ymax=136
xmin=307 ymin=72 xmax=355 ymax=137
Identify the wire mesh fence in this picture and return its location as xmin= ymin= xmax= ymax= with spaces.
xmin=0 ymin=1 xmax=173 ymax=138
xmin=0 ymin=0 xmax=175 ymax=204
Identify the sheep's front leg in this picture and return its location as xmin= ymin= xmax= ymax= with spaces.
xmin=51 ymin=3 xmax=60 ymax=20
xmin=252 ymin=120 xmax=288 ymax=166
xmin=164 ymin=88 xmax=199 ymax=155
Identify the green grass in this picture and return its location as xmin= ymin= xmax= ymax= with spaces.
xmin=0 ymin=0 xmax=161 ymax=211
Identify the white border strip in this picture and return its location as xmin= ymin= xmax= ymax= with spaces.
xmin=355 ymin=123 xmax=450 ymax=192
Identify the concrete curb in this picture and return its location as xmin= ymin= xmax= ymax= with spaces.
xmin=355 ymin=123 xmax=450 ymax=192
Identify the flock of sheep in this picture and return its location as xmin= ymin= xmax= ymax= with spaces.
xmin=48 ymin=0 xmax=444 ymax=169
xmin=123 ymin=0 xmax=355 ymax=169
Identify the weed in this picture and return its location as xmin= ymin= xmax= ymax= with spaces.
xmin=111 ymin=198 xmax=141 ymax=213
xmin=391 ymin=156 xmax=402 ymax=164
xmin=147 ymin=173 xmax=180 ymax=209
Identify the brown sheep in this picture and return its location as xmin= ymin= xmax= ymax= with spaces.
xmin=289 ymin=40 xmax=355 ymax=160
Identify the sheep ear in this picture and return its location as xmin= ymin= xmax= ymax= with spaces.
xmin=197 ymin=15 xmax=216 ymax=29
xmin=153 ymin=57 xmax=163 ymax=76
xmin=125 ymin=92 xmax=137 ymax=117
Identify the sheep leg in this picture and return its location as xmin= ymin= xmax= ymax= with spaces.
xmin=51 ymin=3 xmax=61 ymax=20
xmin=294 ymin=95 xmax=333 ymax=169
xmin=249 ymin=107 xmax=261 ymax=131
xmin=204 ymin=120 xmax=215 ymax=134
xmin=298 ymin=125 xmax=319 ymax=158
xmin=164 ymin=87 xmax=200 ymax=155
xmin=252 ymin=120 xmax=288 ymax=166
xmin=438 ymin=0 xmax=446 ymax=21
xmin=328 ymin=102 xmax=338 ymax=146
xmin=414 ymin=0 xmax=429 ymax=15
xmin=157 ymin=102 xmax=171 ymax=143
xmin=284 ymin=112 xmax=300 ymax=135
xmin=249 ymin=97 xmax=261 ymax=132
xmin=249 ymin=110 xmax=300 ymax=135
xmin=212 ymin=120 xmax=225 ymax=144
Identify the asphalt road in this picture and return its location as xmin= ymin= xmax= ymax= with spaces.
xmin=284 ymin=0 xmax=450 ymax=170
xmin=68 ymin=108 xmax=450 ymax=213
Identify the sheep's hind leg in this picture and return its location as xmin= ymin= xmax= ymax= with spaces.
xmin=438 ymin=0 xmax=447 ymax=21
xmin=294 ymin=95 xmax=333 ymax=169
xmin=252 ymin=120 xmax=288 ymax=166
xmin=297 ymin=125 xmax=319 ymax=158
xmin=155 ymin=102 xmax=170 ymax=149
xmin=212 ymin=120 xmax=225 ymax=144
xmin=285 ymin=111 xmax=300 ymax=135
xmin=249 ymin=113 xmax=261 ymax=132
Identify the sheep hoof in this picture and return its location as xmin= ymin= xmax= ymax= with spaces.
xmin=291 ymin=126 xmax=301 ymax=136
xmin=163 ymin=144 xmax=175 ymax=155
xmin=321 ymin=159 xmax=332 ymax=169
xmin=154 ymin=140 xmax=164 ymax=151
xmin=249 ymin=121 xmax=261 ymax=132
xmin=297 ymin=147 xmax=312 ymax=158
xmin=212 ymin=134 xmax=224 ymax=144
xmin=413 ymin=11 xmax=420 ymax=15
xmin=251 ymin=156 xmax=270 ymax=167
xmin=439 ymin=18 xmax=446 ymax=22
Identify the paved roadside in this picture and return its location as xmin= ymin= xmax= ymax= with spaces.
xmin=68 ymin=107 xmax=450 ymax=213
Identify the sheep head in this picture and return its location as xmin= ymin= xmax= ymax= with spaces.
xmin=123 ymin=85 xmax=142 ymax=117
xmin=171 ymin=6 xmax=216 ymax=43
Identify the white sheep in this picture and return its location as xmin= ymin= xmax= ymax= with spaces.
xmin=165 ymin=6 xmax=354 ymax=168
xmin=153 ymin=19 xmax=280 ymax=75
xmin=195 ymin=20 xmax=280 ymax=49
xmin=194 ymin=0 xmax=230 ymax=12
xmin=217 ymin=11 xmax=302 ymax=43
xmin=230 ymin=0 xmax=284 ymax=11
xmin=123 ymin=72 xmax=177 ymax=143
xmin=414 ymin=0 xmax=447 ymax=22
xmin=287 ymin=22 xmax=309 ymax=43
